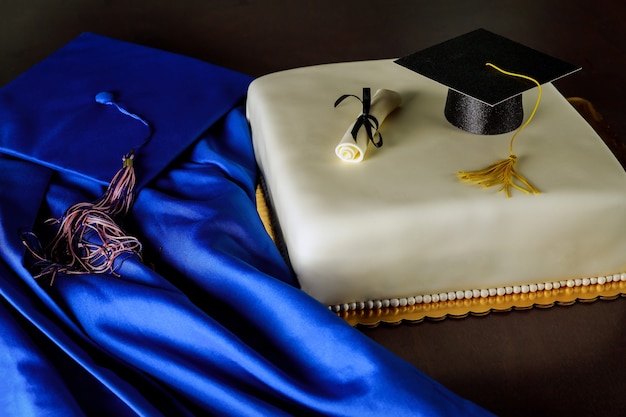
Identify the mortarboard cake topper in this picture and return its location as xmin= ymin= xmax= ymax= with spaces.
xmin=395 ymin=28 xmax=580 ymax=135
xmin=395 ymin=29 xmax=580 ymax=196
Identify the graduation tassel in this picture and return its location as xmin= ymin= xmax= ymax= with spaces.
xmin=22 ymin=92 xmax=149 ymax=284
xmin=23 ymin=151 xmax=142 ymax=285
xmin=457 ymin=63 xmax=542 ymax=198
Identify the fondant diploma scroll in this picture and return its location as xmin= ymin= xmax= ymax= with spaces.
xmin=334 ymin=88 xmax=402 ymax=162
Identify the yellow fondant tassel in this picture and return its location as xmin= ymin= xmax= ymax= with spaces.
xmin=458 ymin=63 xmax=542 ymax=197
xmin=458 ymin=154 xmax=539 ymax=198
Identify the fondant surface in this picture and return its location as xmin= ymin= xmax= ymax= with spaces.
xmin=247 ymin=59 xmax=626 ymax=307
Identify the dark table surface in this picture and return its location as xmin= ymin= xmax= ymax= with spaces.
xmin=2 ymin=1 xmax=625 ymax=416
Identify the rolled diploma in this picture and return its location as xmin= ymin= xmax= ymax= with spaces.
xmin=335 ymin=89 xmax=402 ymax=162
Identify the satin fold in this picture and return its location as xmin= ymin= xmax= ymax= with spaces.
xmin=0 ymin=106 xmax=493 ymax=416
xmin=0 ymin=34 xmax=494 ymax=415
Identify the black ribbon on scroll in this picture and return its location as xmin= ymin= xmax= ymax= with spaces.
xmin=334 ymin=87 xmax=383 ymax=148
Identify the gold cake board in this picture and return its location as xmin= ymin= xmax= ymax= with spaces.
xmin=337 ymin=282 xmax=626 ymax=327
xmin=254 ymin=97 xmax=626 ymax=327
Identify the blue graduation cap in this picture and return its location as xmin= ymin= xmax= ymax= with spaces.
xmin=0 ymin=33 xmax=252 ymax=281
xmin=0 ymin=32 xmax=251 ymax=188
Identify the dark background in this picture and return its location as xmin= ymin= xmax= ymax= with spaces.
xmin=2 ymin=1 xmax=625 ymax=416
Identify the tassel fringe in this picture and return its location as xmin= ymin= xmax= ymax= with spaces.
xmin=458 ymin=154 xmax=540 ymax=198
xmin=22 ymin=152 xmax=142 ymax=284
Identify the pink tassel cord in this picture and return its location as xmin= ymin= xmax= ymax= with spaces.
xmin=22 ymin=152 xmax=142 ymax=284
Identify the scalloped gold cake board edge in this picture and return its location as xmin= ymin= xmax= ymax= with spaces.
xmin=337 ymin=282 xmax=626 ymax=327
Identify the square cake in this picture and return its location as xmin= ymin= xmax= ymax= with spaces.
xmin=247 ymin=58 xmax=626 ymax=311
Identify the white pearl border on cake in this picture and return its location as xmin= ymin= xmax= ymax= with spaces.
xmin=329 ymin=272 xmax=626 ymax=312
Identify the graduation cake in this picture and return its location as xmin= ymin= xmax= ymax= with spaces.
xmin=247 ymin=29 xmax=626 ymax=312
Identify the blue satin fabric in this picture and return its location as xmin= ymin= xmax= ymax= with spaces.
xmin=0 ymin=105 xmax=495 ymax=416
xmin=0 ymin=33 xmax=494 ymax=416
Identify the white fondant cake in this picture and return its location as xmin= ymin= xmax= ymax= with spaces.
xmin=247 ymin=59 xmax=626 ymax=309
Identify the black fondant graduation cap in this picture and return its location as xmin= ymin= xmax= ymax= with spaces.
xmin=395 ymin=28 xmax=580 ymax=134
